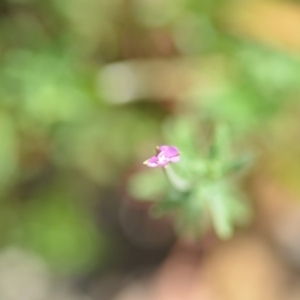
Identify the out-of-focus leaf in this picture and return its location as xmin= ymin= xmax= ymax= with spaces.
xmin=223 ymin=153 xmax=255 ymax=176
xmin=2 ymin=50 xmax=92 ymax=127
xmin=200 ymin=84 xmax=259 ymax=136
xmin=174 ymin=188 xmax=207 ymax=239
xmin=150 ymin=189 xmax=189 ymax=217
xmin=163 ymin=115 xmax=200 ymax=156
xmin=127 ymin=169 xmax=168 ymax=201
xmin=237 ymin=45 xmax=300 ymax=94
xmin=0 ymin=113 xmax=18 ymax=190
xmin=163 ymin=115 xmax=203 ymax=180
xmin=134 ymin=0 xmax=186 ymax=27
xmin=21 ymin=189 xmax=106 ymax=273
xmin=208 ymin=189 xmax=233 ymax=239
xmin=227 ymin=195 xmax=252 ymax=227
xmin=209 ymin=124 xmax=230 ymax=162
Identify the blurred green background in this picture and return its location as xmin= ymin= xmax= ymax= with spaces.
xmin=1 ymin=0 xmax=300 ymax=299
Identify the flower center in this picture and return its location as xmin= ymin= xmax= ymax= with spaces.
xmin=157 ymin=153 xmax=167 ymax=163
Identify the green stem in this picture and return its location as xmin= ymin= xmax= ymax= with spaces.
xmin=163 ymin=165 xmax=191 ymax=192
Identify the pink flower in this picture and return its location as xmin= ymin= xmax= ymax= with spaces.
xmin=143 ymin=145 xmax=180 ymax=167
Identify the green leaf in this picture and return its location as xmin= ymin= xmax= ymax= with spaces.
xmin=163 ymin=115 xmax=200 ymax=158
xmin=173 ymin=187 xmax=208 ymax=239
xmin=223 ymin=153 xmax=255 ymax=176
xmin=209 ymin=124 xmax=230 ymax=162
xmin=208 ymin=192 xmax=233 ymax=240
xmin=226 ymin=194 xmax=252 ymax=227
xmin=150 ymin=190 xmax=189 ymax=218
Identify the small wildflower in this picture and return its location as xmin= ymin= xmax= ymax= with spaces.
xmin=143 ymin=145 xmax=180 ymax=167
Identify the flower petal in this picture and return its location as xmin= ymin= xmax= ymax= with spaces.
xmin=160 ymin=145 xmax=179 ymax=158
xmin=143 ymin=156 xmax=159 ymax=167
xmin=169 ymin=155 xmax=180 ymax=163
xmin=158 ymin=145 xmax=169 ymax=152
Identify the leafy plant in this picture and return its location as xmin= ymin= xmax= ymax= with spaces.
xmin=128 ymin=116 xmax=253 ymax=240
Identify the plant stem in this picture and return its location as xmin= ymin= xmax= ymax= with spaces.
xmin=163 ymin=165 xmax=190 ymax=192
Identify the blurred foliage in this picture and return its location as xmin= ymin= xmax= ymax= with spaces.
xmin=0 ymin=0 xmax=300 ymax=273
xmin=20 ymin=187 xmax=104 ymax=272
xmin=199 ymin=44 xmax=300 ymax=134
